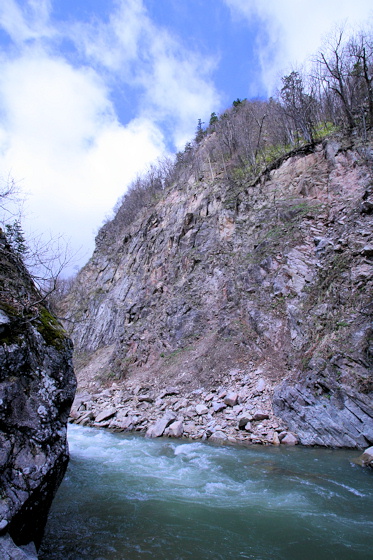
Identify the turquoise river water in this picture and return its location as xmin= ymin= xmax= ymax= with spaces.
xmin=39 ymin=424 xmax=373 ymax=560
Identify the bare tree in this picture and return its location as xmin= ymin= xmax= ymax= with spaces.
xmin=315 ymin=29 xmax=357 ymax=131
xmin=280 ymin=70 xmax=317 ymax=144
xmin=0 ymin=176 xmax=24 ymax=222
xmin=348 ymin=30 xmax=373 ymax=132
xmin=25 ymin=231 xmax=78 ymax=301
xmin=1 ymin=176 xmax=78 ymax=310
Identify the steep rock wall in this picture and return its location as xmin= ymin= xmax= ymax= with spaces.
xmin=65 ymin=137 xmax=372 ymax=448
xmin=0 ymin=234 xmax=76 ymax=552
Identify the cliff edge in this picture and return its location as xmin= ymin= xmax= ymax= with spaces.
xmin=0 ymin=233 xmax=76 ymax=555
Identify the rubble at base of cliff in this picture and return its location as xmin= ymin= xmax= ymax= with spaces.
xmin=70 ymin=369 xmax=298 ymax=446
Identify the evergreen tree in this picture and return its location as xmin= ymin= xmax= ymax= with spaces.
xmin=209 ymin=112 xmax=218 ymax=127
xmin=5 ymin=220 xmax=28 ymax=257
xmin=195 ymin=119 xmax=205 ymax=143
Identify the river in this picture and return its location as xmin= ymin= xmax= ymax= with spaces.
xmin=39 ymin=424 xmax=373 ymax=560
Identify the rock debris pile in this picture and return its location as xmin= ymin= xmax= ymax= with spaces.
xmin=70 ymin=369 xmax=298 ymax=445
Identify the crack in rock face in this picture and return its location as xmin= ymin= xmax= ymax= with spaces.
xmin=0 ymin=238 xmax=76 ymax=552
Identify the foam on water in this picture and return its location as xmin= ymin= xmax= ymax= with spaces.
xmin=40 ymin=425 xmax=373 ymax=560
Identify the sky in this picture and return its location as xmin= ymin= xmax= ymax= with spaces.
xmin=0 ymin=0 xmax=372 ymax=274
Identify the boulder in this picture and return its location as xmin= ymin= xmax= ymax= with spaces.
xmin=354 ymin=446 xmax=373 ymax=468
xmin=224 ymin=392 xmax=238 ymax=407
xmin=212 ymin=401 xmax=226 ymax=413
xmin=95 ymin=408 xmax=117 ymax=423
xmin=209 ymin=430 xmax=228 ymax=442
xmin=272 ymin=432 xmax=280 ymax=445
xmin=116 ymin=416 xmax=134 ymax=431
xmin=238 ymin=415 xmax=252 ymax=429
xmin=146 ymin=411 xmax=177 ymax=438
xmin=280 ymin=432 xmax=298 ymax=445
xmin=195 ymin=404 xmax=208 ymax=415
xmin=76 ymin=410 xmax=94 ymax=425
xmin=168 ymin=420 xmax=184 ymax=438
xmin=183 ymin=421 xmax=197 ymax=435
xmin=138 ymin=395 xmax=154 ymax=403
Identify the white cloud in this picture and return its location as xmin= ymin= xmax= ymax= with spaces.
xmin=68 ymin=0 xmax=221 ymax=148
xmin=0 ymin=0 xmax=221 ymax=272
xmin=0 ymin=0 xmax=54 ymax=43
xmin=0 ymin=47 xmax=165 ymax=269
xmin=225 ymin=0 xmax=373 ymax=93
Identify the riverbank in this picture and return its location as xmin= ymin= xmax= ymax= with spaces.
xmin=70 ymin=368 xmax=298 ymax=446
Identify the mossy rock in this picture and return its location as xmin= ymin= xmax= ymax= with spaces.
xmin=0 ymin=302 xmax=19 ymax=317
xmin=36 ymin=307 xmax=67 ymax=350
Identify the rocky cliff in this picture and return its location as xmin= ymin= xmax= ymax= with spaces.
xmin=0 ymin=234 xmax=76 ymax=556
xmin=65 ymin=135 xmax=373 ymax=448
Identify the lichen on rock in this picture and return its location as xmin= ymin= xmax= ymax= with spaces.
xmin=0 ymin=234 xmax=76 ymax=553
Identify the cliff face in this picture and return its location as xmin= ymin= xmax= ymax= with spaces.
xmin=0 ymin=235 xmax=76 ymax=552
xmin=65 ymin=136 xmax=373 ymax=448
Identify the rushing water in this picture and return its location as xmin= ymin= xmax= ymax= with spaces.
xmin=39 ymin=425 xmax=373 ymax=560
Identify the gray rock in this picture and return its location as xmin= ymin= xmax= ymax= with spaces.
xmin=238 ymin=415 xmax=252 ymax=429
xmin=0 ymin=309 xmax=10 ymax=325
xmin=19 ymin=542 xmax=38 ymax=560
xmin=138 ymin=395 xmax=154 ymax=403
xmin=252 ymin=411 xmax=270 ymax=421
xmin=183 ymin=421 xmax=197 ymax=435
xmin=173 ymin=398 xmax=189 ymax=411
xmin=168 ymin=420 xmax=184 ymax=438
xmin=159 ymin=387 xmax=180 ymax=398
xmin=224 ymin=392 xmax=238 ymax=407
xmin=115 ymin=415 xmax=134 ymax=430
xmin=255 ymin=378 xmax=266 ymax=394
xmin=76 ymin=410 xmax=94 ymax=425
xmin=280 ymin=432 xmax=298 ymax=445
xmin=360 ymin=200 xmax=373 ymax=214
xmin=273 ymin=381 xmax=373 ymax=448
xmin=360 ymin=245 xmax=373 ymax=257
xmin=0 ymin=534 xmax=38 ymax=560
xmin=354 ymin=446 xmax=373 ymax=468
xmin=95 ymin=407 xmax=117 ymax=423
xmin=0 ymin=241 xmax=76 ymax=547
xmin=212 ymin=401 xmax=226 ymax=413
xmin=209 ymin=430 xmax=228 ymax=442
xmin=195 ymin=404 xmax=208 ymax=415
xmin=273 ymin=432 xmax=280 ymax=445
xmin=146 ymin=411 xmax=177 ymax=438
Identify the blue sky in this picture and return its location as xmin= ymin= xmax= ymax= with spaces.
xmin=0 ymin=0 xmax=372 ymax=273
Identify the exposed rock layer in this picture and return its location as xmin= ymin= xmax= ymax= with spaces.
xmin=65 ymin=136 xmax=373 ymax=448
xmin=0 ymin=235 xmax=76 ymax=552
